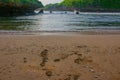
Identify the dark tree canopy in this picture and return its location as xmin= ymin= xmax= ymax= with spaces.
xmin=0 ymin=0 xmax=43 ymax=16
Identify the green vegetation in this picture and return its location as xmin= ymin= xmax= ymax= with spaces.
xmin=61 ymin=0 xmax=120 ymax=9
xmin=45 ymin=3 xmax=65 ymax=11
xmin=45 ymin=0 xmax=120 ymax=12
xmin=0 ymin=0 xmax=43 ymax=7
xmin=0 ymin=0 xmax=43 ymax=16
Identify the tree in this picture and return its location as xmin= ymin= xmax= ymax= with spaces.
xmin=0 ymin=0 xmax=43 ymax=16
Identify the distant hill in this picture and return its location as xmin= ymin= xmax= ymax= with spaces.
xmin=45 ymin=0 xmax=120 ymax=12
xmin=0 ymin=0 xmax=43 ymax=16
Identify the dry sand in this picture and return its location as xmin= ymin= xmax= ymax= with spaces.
xmin=0 ymin=34 xmax=120 ymax=80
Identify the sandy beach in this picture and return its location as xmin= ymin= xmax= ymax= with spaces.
xmin=0 ymin=34 xmax=120 ymax=80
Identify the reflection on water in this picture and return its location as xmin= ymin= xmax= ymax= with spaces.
xmin=0 ymin=11 xmax=120 ymax=32
xmin=0 ymin=17 xmax=33 ymax=30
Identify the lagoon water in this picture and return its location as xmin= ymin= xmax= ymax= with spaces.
xmin=0 ymin=11 xmax=120 ymax=33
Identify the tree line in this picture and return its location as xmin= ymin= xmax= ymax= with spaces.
xmin=45 ymin=0 xmax=120 ymax=11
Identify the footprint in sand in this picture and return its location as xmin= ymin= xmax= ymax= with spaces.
xmin=40 ymin=49 xmax=49 ymax=67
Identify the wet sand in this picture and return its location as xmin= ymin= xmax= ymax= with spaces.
xmin=0 ymin=34 xmax=120 ymax=80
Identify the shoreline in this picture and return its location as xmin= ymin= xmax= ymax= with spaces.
xmin=0 ymin=30 xmax=120 ymax=35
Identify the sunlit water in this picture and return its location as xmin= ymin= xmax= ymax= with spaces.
xmin=0 ymin=11 xmax=120 ymax=33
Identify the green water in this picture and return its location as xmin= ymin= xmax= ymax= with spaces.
xmin=0 ymin=11 xmax=120 ymax=32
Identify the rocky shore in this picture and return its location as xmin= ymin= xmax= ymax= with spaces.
xmin=80 ymin=8 xmax=120 ymax=12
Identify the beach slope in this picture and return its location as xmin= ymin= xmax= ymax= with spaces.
xmin=0 ymin=34 xmax=120 ymax=80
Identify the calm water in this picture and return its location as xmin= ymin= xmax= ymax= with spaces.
xmin=0 ymin=11 xmax=120 ymax=33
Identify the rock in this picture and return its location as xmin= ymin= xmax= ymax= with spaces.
xmin=76 ymin=11 xmax=79 ymax=14
xmin=74 ymin=10 xmax=79 ymax=14
xmin=50 ymin=10 xmax=52 ymax=13
xmin=39 ymin=9 xmax=44 ymax=13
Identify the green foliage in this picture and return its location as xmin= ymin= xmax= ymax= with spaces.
xmin=61 ymin=0 xmax=120 ymax=9
xmin=45 ymin=3 xmax=64 ymax=10
xmin=0 ymin=0 xmax=43 ymax=7
xmin=46 ymin=0 xmax=120 ymax=10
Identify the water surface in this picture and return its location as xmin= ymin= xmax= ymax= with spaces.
xmin=0 ymin=11 xmax=120 ymax=34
